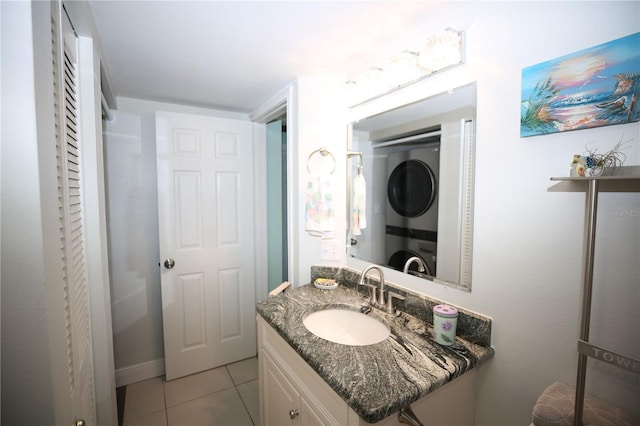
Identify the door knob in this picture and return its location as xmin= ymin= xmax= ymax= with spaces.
xmin=289 ymin=409 xmax=299 ymax=419
xmin=164 ymin=259 xmax=176 ymax=269
xmin=75 ymin=420 xmax=85 ymax=426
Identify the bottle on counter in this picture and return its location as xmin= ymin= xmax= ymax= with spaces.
xmin=433 ymin=304 xmax=458 ymax=346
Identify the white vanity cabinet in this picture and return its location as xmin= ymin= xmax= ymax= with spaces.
xmin=258 ymin=316 xmax=353 ymax=425
xmin=260 ymin=350 xmax=347 ymax=425
xmin=258 ymin=315 xmax=476 ymax=426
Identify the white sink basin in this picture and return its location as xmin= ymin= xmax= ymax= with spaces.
xmin=303 ymin=308 xmax=390 ymax=346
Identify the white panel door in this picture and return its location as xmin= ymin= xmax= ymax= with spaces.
xmin=156 ymin=111 xmax=257 ymax=380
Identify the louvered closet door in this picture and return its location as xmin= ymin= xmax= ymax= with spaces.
xmin=52 ymin=4 xmax=97 ymax=425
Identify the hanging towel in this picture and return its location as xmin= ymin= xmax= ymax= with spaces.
xmin=305 ymin=173 xmax=335 ymax=238
xmin=352 ymin=172 xmax=367 ymax=236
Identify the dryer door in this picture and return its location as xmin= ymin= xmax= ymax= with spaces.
xmin=387 ymin=159 xmax=436 ymax=217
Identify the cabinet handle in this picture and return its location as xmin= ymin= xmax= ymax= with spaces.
xmin=289 ymin=409 xmax=299 ymax=419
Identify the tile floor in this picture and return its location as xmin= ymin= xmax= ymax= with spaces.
xmin=122 ymin=357 xmax=260 ymax=426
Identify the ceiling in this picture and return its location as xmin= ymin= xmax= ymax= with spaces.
xmin=88 ymin=1 xmax=455 ymax=113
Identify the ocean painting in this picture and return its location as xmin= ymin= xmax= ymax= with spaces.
xmin=521 ymin=32 xmax=639 ymax=137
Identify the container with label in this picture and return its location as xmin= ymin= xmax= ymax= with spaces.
xmin=433 ymin=304 xmax=458 ymax=346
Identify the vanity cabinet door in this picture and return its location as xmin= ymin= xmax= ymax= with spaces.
xmin=258 ymin=316 xmax=351 ymax=426
xmin=300 ymin=396 xmax=329 ymax=426
xmin=261 ymin=350 xmax=299 ymax=426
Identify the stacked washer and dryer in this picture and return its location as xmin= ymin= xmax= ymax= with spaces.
xmin=378 ymin=128 xmax=441 ymax=277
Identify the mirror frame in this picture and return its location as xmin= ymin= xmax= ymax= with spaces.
xmin=346 ymin=82 xmax=476 ymax=291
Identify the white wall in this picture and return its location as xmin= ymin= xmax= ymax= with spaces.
xmin=333 ymin=2 xmax=639 ymax=425
xmin=1 ymin=2 xmax=57 ymax=422
xmin=293 ymin=75 xmax=348 ymax=284
xmin=101 ymin=2 xmax=638 ymax=424
xmin=103 ymin=97 xmax=250 ymax=379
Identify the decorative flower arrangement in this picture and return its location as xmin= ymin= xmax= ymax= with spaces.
xmin=571 ymin=136 xmax=628 ymax=177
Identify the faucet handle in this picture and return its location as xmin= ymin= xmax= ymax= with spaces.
xmin=386 ymin=292 xmax=405 ymax=314
xmin=360 ymin=282 xmax=378 ymax=305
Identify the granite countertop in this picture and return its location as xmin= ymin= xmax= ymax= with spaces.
xmin=256 ymin=282 xmax=494 ymax=423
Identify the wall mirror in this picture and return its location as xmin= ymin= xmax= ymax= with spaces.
xmin=347 ymin=82 xmax=476 ymax=291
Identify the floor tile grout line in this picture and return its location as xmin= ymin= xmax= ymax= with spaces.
xmin=162 ymin=375 xmax=168 ymax=410
xmin=163 ymin=383 xmax=238 ymax=409
xmin=123 ymin=382 xmax=256 ymax=426
xmin=234 ymin=380 xmax=258 ymax=426
xmin=122 ymin=377 xmax=167 ymax=423
xmin=123 ymin=358 xmax=258 ymax=426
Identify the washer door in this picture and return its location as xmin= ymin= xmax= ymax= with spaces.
xmin=387 ymin=159 xmax=436 ymax=217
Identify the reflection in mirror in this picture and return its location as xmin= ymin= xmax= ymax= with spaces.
xmin=348 ymin=82 xmax=476 ymax=290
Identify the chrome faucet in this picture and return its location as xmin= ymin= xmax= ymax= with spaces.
xmin=403 ymin=256 xmax=427 ymax=274
xmin=359 ymin=264 xmax=406 ymax=314
xmin=358 ymin=264 xmax=386 ymax=307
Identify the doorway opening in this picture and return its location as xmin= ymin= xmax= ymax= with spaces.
xmin=266 ymin=117 xmax=288 ymax=291
xmin=250 ymin=85 xmax=295 ymax=297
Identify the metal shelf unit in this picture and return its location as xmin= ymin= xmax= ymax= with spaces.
xmin=550 ymin=175 xmax=640 ymax=426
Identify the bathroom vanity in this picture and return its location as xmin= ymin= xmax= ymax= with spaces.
xmin=256 ymin=268 xmax=494 ymax=425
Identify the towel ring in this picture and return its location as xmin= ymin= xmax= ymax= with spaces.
xmin=307 ymin=147 xmax=336 ymax=175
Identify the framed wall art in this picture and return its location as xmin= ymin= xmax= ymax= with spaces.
xmin=521 ymin=32 xmax=639 ymax=137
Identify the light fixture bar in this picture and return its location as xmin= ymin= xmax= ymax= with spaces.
xmin=346 ymin=28 xmax=464 ymax=106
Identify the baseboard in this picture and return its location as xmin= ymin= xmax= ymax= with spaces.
xmin=115 ymin=358 xmax=165 ymax=387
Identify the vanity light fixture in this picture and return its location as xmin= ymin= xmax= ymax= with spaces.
xmin=419 ymin=28 xmax=463 ymax=73
xmin=346 ymin=28 xmax=464 ymax=106
xmin=356 ymin=67 xmax=385 ymax=101
xmin=385 ymin=50 xmax=423 ymax=89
